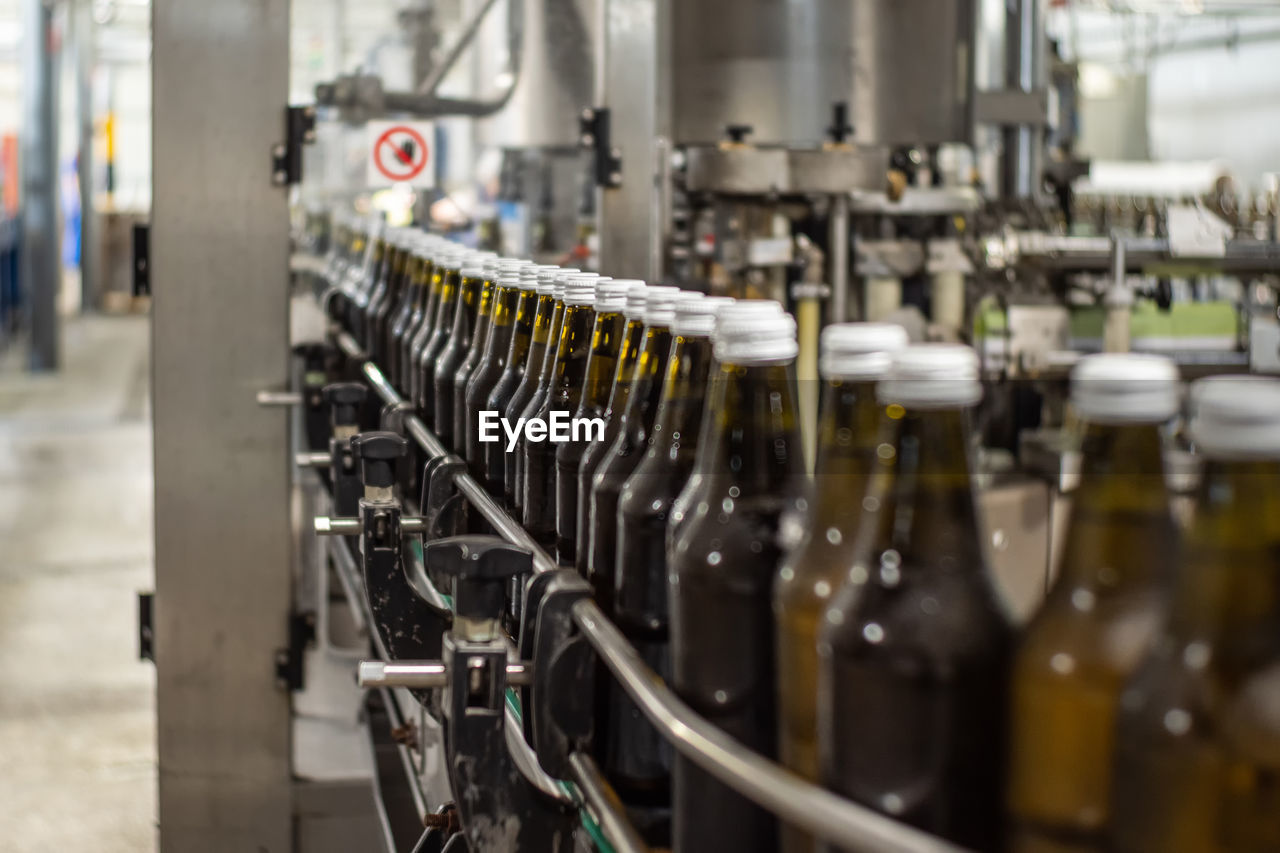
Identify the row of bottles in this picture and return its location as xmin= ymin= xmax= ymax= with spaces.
xmin=321 ymin=218 xmax=1280 ymax=853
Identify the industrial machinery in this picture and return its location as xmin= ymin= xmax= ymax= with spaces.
xmin=149 ymin=0 xmax=1280 ymax=851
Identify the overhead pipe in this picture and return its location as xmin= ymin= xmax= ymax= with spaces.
xmin=317 ymin=0 xmax=524 ymax=119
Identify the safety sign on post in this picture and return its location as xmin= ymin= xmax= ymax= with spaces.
xmin=366 ymin=120 xmax=436 ymax=188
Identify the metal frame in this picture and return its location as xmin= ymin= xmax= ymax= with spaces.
xmin=152 ymin=1 xmax=293 ymax=849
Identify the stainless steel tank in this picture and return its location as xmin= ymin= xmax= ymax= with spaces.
xmin=850 ymin=0 xmax=976 ymax=147
xmin=478 ymin=0 xmax=597 ymax=149
xmin=669 ymin=0 xmax=975 ymax=148
xmin=670 ymin=0 xmax=853 ymax=147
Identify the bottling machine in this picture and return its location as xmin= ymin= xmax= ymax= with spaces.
xmin=150 ymin=1 xmax=1280 ymax=851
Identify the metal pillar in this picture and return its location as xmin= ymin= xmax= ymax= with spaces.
xmin=21 ymin=0 xmax=60 ymax=370
xmin=74 ymin=0 xmax=96 ymax=312
xmin=1000 ymin=0 xmax=1045 ymax=201
xmin=152 ymin=0 xmax=293 ymax=850
xmin=595 ymin=0 xmax=669 ymax=281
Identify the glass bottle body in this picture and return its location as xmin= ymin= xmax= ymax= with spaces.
xmin=1006 ymin=423 xmax=1176 ymax=853
xmin=773 ymin=378 xmax=880 ymax=853
xmin=588 ymin=324 xmax=673 ymax=603
xmin=555 ymin=310 xmax=626 ymax=567
xmin=452 ymin=279 xmax=497 ymax=452
xmin=431 ymin=273 xmax=483 ymax=446
xmin=605 ymin=333 xmax=713 ymax=832
xmin=406 ymin=263 xmax=443 ymax=406
xmin=522 ymin=303 xmax=596 ymax=551
xmin=820 ymin=405 xmax=1014 ymax=851
xmin=507 ymin=299 xmax=564 ymax=515
xmin=1110 ymin=458 xmax=1280 ymax=853
xmin=465 ymin=283 xmax=521 ymax=476
xmin=668 ymin=360 xmax=804 ymax=853
xmin=576 ymin=318 xmax=646 ymax=578
xmin=491 ymin=292 xmax=551 ymax=506
xmin=415 ymin=267 xmax=460 ymax=423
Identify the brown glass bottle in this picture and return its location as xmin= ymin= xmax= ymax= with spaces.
xmin=465 ymin=272 xmax=525 ymax=476
xmin=1007 ymin=354 xmax=1180 ymax=853
xmin=493 ymin=272 xmax=560 ymax=509
xmin=404 ymin=243 xmax=446 ymax=405
xmin=554 ymin=281 xmax=633 ymax=567
xmin=522 ymin=275 xmax=601 ymax=551
xmin=1109 ymin=377 xmax=1280 ymax=853
xmin=351 ymin=229 xmax=386 ymax=348
xmin=431 ymin=263 xmax=487 ymax=446
xmin=388 ymin=239 xmax=426 ymax=388
xmin=818 ymin=344 xmax=1013 ymax=851
xmin=368 ymin=231 xmax=408 ymax=366
xmin=575 ymin=283 xmax=649 ymax=576
xmin=605 ymin=294 xmax=727 ymax=836
xmin=668 ymin=307 xmax=803 ymax=853
xmin=773 ymin=323 xmax=907 ymax=853
xmin=587 ymin=286 xmax=680 ymax=604
xmin=414 ymin=251 xmax=465 ymax=422
xmin=450 ymin=268 xmax=500 ymax=452
xmin=507 ymin=272 xmax=571 ymax=514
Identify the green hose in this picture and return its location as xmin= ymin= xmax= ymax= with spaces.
xmin=413 ymin=546 xmax=617 ymax=852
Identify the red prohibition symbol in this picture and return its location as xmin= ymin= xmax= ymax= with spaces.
xmin=373 ymin=125 xmax=429 ymax=182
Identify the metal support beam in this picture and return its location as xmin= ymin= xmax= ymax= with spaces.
xmin=152 ymin=0 xmax=293 ymax=850
xmin=1000 ymin=0 xmax=1046 ymax=202
xmin=21 ymin=0 xmax=60 ymax=370
xmin=74 ymin=0 xmax=96 ymax=312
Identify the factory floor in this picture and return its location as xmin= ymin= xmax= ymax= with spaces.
xmin=0 ymin=315 xmax=157 ymax=852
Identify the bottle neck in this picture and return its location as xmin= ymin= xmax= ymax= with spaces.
xmin=581 ymin=311 xmax=626 ymax=412
xmin=649 ymin=334 xmax=713 ymax=458
xmin=452 ymin=276 xmax=483 ymax=337
xmin=872 ymin=404 xmax=985 ymax=571
xmin=698 ymin=359 xmax=804 ymax=497
xmin=810 ymin=378 xmax=882 ymax=523
xmin=621 ymin=324 xmax=673 ymax=437
xmin=1074 ymin=421 xmax=1170 ymax=513
xmin=434 ymin=273 xmax=459 ymax=329
xmin=552 ymin=304 xmax=597 ymax=400
xmin=1168 ymin=458 xmax=1280 ymax=671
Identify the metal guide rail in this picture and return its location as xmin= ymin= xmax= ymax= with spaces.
xmin=329 ymin=329 xmax=966 ymax=853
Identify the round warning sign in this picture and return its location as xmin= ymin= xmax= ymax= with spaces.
xmin=372 ymin=125 xmax=429 ymax=183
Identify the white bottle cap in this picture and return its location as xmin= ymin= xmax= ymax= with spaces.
xmin=1189 ymin=376 xmax=1280 ymax=459
xmin=1071 ymin=353 xmax=1180 ymax=424
xmin=592 ymin=281 xmax=631 ymax=312
xmin=564 ymin=274 xmax=609 ymax=306
xmin=460 ymin=263 xmax=487 ymax=280
xmin=536 ymin=266 xmax=569 ymax=294
xmin=551 ymin=268 xmax=584 ymax=301
xmin=621 ymin=282 xmax=650 ymax=318
xmin=643 ymin=286 xmax=683 ymax=326
xmin=879 ymin=344 xmax=983 ymax=408
xmin=672 ymin=294 xmax=734 ymax=337
xmin=713 ymin=302 xmax=798 ymax=363
xmin=820 ymin=323 xmax=909 ymax=380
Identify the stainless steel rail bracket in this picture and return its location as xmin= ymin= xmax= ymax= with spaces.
xmin=430 ymin=537 xmax=577 ymax=852
xmin=530 ymin=571 xmax=597 ymax=780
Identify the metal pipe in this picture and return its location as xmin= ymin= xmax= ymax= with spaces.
xmin=415 ymin=0 xmax=504 ymax=96
xmin=569 ymin=598 xmax=967 ymax=853
xmin=357 ymin=660 xmax=533 ymax=689
xmin=567 ymin=752 xmax=651 ymax=853
xmin=21 ymin=0 xmax=60 ymax=370
xmin=829 ymin=193 xmax=851 ymax=323
xmin=1013 ymin=234 xmax=1280 ymax=273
